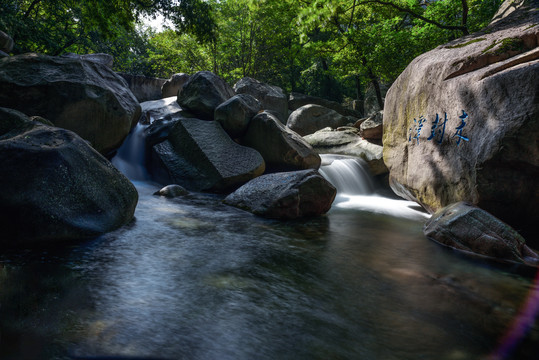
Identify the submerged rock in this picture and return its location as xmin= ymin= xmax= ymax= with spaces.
xmin=424 ymin=202 xmax=539 ymax=266
xmin=151 ymin=118 xmax=265 ymax=192
xmin=382 ymin=0 xmax=539 ymax=239
xmin=0 ymin=108 xmax=138 ymax=246
xmin=0 ymin=53 xmax=141 ymax=155
xmin=242 ymin=111 xmax=321 ymax=172
xmin=177 ymin=71 xmax=235 ymax=120
xmin=154 ymin=184 xmax=188 ymax=198
xmin=224 ymin=170 xmax=336 ymax=219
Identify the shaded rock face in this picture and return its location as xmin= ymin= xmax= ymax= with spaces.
xmin=151 ymin=118 xmax=265 ymax=192
xmin=287 ymin=104 xmax=351 ymax=136
xmin=118 ymin=73 xmax=167 ymax=102
xmin=233 ymin=77 xmax=288 ymax=123
xmin=288 ymin=92 xmax=362 ymax=118
xmin=0 ymin=53 xmax=141 ymax=155
xmin=224 ymin=169 xmax=336 ymax=219
xmin=162 ymin=73 xmax=190 ymax=98
xmin=177 ymin=71 xmax=235 ymax=120
xmin=424 ymin=202 xmax=539 ymax=266
xmin=242 ymin=111 xmax=321 ymax=172
xmin=0 ymin=107 xmax=138 ymax=246
xmin=215 ymin=94 xmax=261 ymax=138
xmin=304 ymin=127 xmax=387 ymax=175
xmin=382 ymin=0 xmax=539 ymax=238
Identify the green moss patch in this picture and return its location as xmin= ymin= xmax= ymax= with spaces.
xmin=446 ymin=38 xmax=487 ymax=49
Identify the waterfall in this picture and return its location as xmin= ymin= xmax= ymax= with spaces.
xmin=318 ymin=154 xmax=374 ymax=195
xmin=319 ymin=154 xmax=429 ymax=220
xmin=112 ymin=122 xmax=150 ymax=181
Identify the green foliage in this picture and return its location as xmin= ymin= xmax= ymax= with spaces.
xmin=0 ymin=0 xmax=503 ymax=110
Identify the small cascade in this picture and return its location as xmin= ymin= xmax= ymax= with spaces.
xmin=319 ymin=154 xmax=429 ymax=220
xmin=112 ymin=122 xmax=150 ymax=181
xmin=318 ymin=154 xmax=375 ymax=195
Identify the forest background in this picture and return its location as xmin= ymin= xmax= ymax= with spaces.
xmin=0 ymin=0 xmax=502 ymax=116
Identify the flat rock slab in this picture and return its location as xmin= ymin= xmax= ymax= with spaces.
xmin=224 ymin=169 xmax=336 ymax=219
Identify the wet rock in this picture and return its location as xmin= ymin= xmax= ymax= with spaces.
xmin=424 ymin=202 xmax=539 ymax=266
xmin=287 ymin=104 xmax=351 ymax=136
xmin=177 ymin=71 xmax=235 ymax=120
xmin=162 ymin=73 xmax=190 ymax=98
xmin=215 ymin=94 xmax=261 ymax=138
xmin=0 ymin=107 xmax=138 ymax=246
xmin=234 ymin=77 xmax=288 ymax=123
xmin=151 ymin=118 xmax=265 ymax=192
xmin=0 ymin=53 xmax=141 ymax=155
xmin=224 ymin=169 xmax=336 ymax=219
xmin=242 ymin=111 xmax=321 ymax=172
xmin=304 ymin=127 xmax=387 ymax=175
xmin=153 ymin=184 xmax=188 ymax=198
xmin=382 ymin=0 xmax=539 ymax=239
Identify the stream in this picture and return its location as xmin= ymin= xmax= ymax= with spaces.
xmin=0 ymin=136 xmax=538 ymax=359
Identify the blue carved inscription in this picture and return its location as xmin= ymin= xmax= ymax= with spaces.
xmin=408 ymin=110 xmax=470 ymax=146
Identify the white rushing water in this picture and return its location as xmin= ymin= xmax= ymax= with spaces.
xmin=111 ymin=122 xmax=150 ymax=181
xmin=319 ymin=154 xmax=430 ymax=220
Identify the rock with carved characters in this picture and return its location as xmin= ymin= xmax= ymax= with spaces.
xmin=383 ymin=0 xmax=539 ymax=243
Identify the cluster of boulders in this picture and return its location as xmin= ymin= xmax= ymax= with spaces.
xmin=138 ymin=71 xmax=337 ymax=218
xmin=0 ymin=54 xmax=141 ymax=246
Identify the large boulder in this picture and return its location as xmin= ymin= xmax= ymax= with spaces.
xmin=118 ymin=73 xmax=167 ymax=102
xmin=150 ymin=118 xmax=265 ymax=192
xmin=0 ymin=107 xmax=138 ymax=246
xmin=424 ymin=202 xmax=539 ymax=266
xmin=304 ymin=127 xmax=387 ymax=175
xmin=215 ymin=94 xmax=261 ymax=138
xmin=242 ymin=111 xmax=321 ymax=172
xmin=0 ymin=53 xmax=141 ymax=155
xmin=287 ymin=104 xmax=352 ymax=136
xmin=288 ymin=92 xmax=362 ymax=118
xmin=224 ymin=170 xmax=336 ymax=219
xmin=161 ymin=73 xmax=190 ymax=98
xmin=177 ymin=71 xmax=235 ymax=120
xmin=382 ymin=0 xmax=539 ymax=240
xmin=233 ymin=77 xmax=288 ymax=123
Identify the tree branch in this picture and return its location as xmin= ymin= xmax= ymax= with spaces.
xmin=357 ymin=0 xmax=469 ymax=35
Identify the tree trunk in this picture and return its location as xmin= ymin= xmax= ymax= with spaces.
xmin=355 ymin=75 xmax=365 ymax=117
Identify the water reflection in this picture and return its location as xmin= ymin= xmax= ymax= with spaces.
xmin=0 ymin=181 xmax=537 ymax=360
